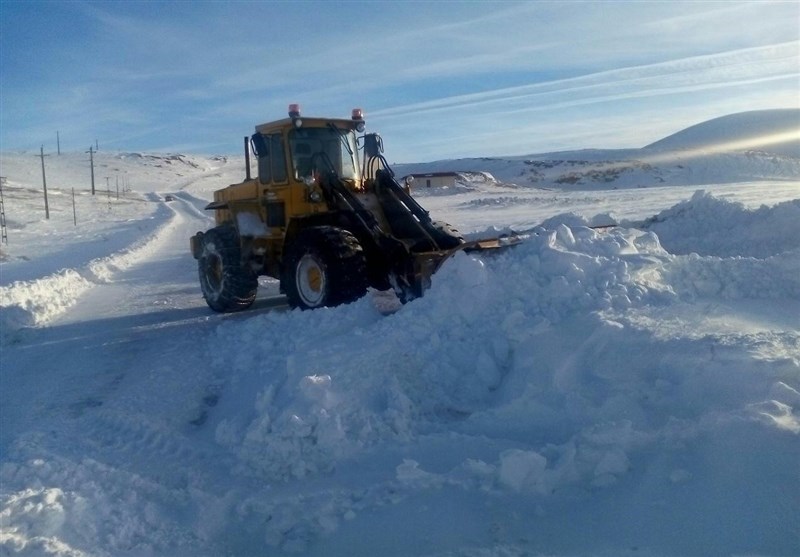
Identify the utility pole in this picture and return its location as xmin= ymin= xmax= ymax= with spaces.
xmin=37 ymin=145 xmax=50 ymax=219
xmin=95 ymin=139 xmax=99 ymax=151
xmin=87 ymin=146 xmax=96 ymax=195
xmin=57 ymin=131 xmax=61 ymax=155
xmin=0 ymin=176 xmax=8 ymax=244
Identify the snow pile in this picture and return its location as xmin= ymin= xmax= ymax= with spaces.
xmin=209 ymin=225 xmax=671 ymax=481
xmin=190 ymin=230 xmax=668 ymax=551
xmin=641 ymin=189 xmax=800 ymax=257
xmin=199 ymin=196 xmax=798 ymax=554
xmin=637 ymin=191 xmax=800 ymax=301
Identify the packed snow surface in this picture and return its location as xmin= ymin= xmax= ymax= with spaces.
xmin=1 ymin=112 xmax=799 ymax=557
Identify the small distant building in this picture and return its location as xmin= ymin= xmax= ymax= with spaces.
xmin=401 ymin=172 xmax=459 ymax=189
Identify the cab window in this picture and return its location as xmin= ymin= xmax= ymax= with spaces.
xmin=289 ymin=127 xmax=359 ymax=181
xmin=271 ymin=134 xmax=287 ymax=182
xmin=252 ymin=133 xmax=287 ymax=185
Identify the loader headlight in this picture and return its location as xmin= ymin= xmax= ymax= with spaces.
xmin=309 ymin=190 xmax=322 ymax=202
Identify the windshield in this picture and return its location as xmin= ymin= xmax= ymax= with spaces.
xmin=289 ymin=127 xmax=360 ymax=181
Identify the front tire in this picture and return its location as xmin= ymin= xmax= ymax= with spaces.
xmin=282 ymin=226 xmax=368 ymax=310
xmin=198 ymin=225 xmax=257 ymax=312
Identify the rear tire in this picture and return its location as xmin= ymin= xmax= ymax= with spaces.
xmin=282 ymin=226 xmax=368 ymax=310
xmin=198 ymin=225 xmax=257 ymax=312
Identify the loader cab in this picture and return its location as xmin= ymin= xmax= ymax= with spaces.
xmin=252 ymin=105 xmax=364 ymax=190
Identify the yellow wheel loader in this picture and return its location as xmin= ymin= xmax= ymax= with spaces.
xmin=190 ymin=104 xmax=518 ymax=311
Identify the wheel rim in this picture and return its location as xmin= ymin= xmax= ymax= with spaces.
xmin=296 ymin=254 xmax=326 ymax=307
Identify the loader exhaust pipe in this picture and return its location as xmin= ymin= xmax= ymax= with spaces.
xmin=244 ymin=136 xmax=251 ymax=180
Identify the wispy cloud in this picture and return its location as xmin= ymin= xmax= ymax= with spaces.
xmin=372 ymin=42 xmax=799 ymax=119
xmin=1 ymin=1 xmax=797 ymax=159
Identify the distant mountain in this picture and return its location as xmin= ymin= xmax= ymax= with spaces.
xmin=645 ymin=109 xmax=800 ymax=157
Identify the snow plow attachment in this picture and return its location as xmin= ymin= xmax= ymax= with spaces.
xmin=396 ymin=234 xmax=526 ymax=303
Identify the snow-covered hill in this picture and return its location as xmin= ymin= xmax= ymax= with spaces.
xmin=646 ymin=109 xmax=800 ymax=157
xmin=1 ymin=111 xmax=799 ymax=557
xmin=0 ymin=150 xmax=235 ymax=198
xmin=396 ymin=108 xmax=800 ymax=189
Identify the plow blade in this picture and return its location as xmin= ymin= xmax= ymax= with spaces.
xmin=402 ymin=234 xmax=527 ymax=301
xmin=461 ymin=235 xmax=526 ymax=252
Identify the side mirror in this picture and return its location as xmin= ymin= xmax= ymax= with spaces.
xmin=250 ymin=133 xmax=268 ymax=157
xmin=404 ymin=175 xmax=414 ymax=194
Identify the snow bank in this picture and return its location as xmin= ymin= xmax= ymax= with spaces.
xmin=641 ymin=190 xmax=800 ymax=257
xmin=202 ymin=196 xmax=799 ymax=553
xmin=0 ymin=198 xmax=177 ymax=342
xmin=0 ymin=269 xmax=94 ymax=333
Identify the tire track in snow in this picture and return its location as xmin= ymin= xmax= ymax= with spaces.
xmin=1 ymin=193 xmax=233 ymax=555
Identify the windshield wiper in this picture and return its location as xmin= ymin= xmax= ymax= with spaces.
xmin=327 ymin=123 xmax=354 ymax=156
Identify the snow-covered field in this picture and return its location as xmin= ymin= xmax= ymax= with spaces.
xmin=1 ymin=111 xmax=799 ymax=556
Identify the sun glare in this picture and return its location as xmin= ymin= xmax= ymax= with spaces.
xmin=639 ymin=127 xmax=800 ymax=166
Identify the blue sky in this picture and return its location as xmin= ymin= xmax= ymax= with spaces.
xmin=1 ymin=0 xmax=798 ymax=162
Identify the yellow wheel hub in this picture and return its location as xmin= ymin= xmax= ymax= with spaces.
xmin=296 ymin=254 xmax=327 ymax=307
xmin=306 ymin=266 xmax=322 ymax=293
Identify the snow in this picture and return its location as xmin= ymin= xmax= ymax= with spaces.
xmin=1 ymin=112 xmax=799 ymax=556
xmin=395 ymin=109 xmax=800 ymax=190
xmin=645 ymin=109 xmax=800 ymax=157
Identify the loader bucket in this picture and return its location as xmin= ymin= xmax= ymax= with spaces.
xmin=404 ymin=234 xmax=526 ymax=301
